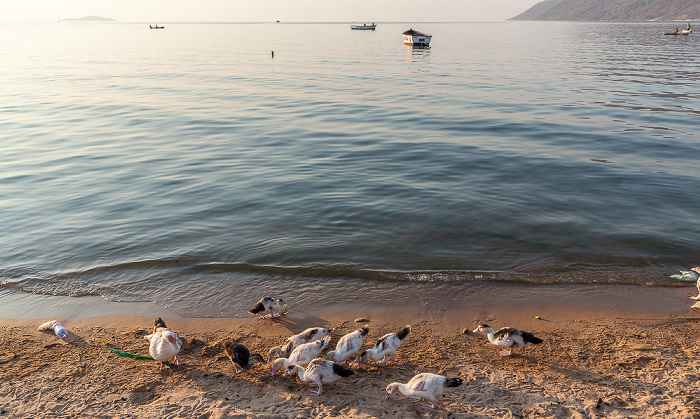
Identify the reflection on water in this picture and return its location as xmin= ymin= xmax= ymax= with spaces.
xmin=0 ymin=22 xmax=699 ymax=317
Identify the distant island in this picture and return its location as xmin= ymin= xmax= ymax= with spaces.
xmin=59 ymin=16 xmax=115 ymax=22
xmin=510 ymin=0 xmax=700 ymax=21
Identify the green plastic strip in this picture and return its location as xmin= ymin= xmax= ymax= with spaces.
xmin=108 ymin=347 xmax=171 ymax=365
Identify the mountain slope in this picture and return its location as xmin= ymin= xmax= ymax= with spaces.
xmin=510 ymin=0 xmax=700 ymax=21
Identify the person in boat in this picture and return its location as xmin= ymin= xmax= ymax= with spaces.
xmin=687 ymin=23 xmax=691 ymax=31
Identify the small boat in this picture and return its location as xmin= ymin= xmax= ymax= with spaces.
xmin=351 ymin=23 xmax=376 ymax=30
xmin=403 ymin=28 xmax=432 ymax=45
xmin=149 ymin=25 xmax=164 ymax=29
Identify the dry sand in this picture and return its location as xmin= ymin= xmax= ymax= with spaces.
xmin=2 ymin=288 xmax=700 ymax=418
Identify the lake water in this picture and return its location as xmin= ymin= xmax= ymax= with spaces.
xmin=1 ymin=21 xmax=698 ymax=317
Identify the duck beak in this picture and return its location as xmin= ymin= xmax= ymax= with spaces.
xmin=472 ymin=328 xmax=479 ymax=333
xmin=384 ymin=391 xmax=391 ymax=400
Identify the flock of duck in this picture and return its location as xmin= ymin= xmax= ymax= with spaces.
xmin=144 ymin=296 xmax=543 ymax=410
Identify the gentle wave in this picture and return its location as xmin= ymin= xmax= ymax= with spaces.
xmin=0 ymin=22 xmax=699 ymax=317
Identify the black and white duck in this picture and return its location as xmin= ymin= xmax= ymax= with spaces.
xmin=385 ymin=373 xmax=463 ymax=409
xmin=248 ymin=296 xmax=287 ymax=320
xmin=358 ymin=325 xmax=410 ymax=367
xmin=472 ymin=323 xmax=542 ymax=356
xmin=268 ymin=327 xmax=334 ymax=362
xmin=283 ymin=358 xmax=355 ymax=395
xmin=324 ymin=326 xmax=369 ymax=365
xmin=270 ymin=335 xmax=331 ymax=375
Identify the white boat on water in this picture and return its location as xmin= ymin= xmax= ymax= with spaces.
xmin=403 ymin=28 xmax=431 ymax=45
xmin=351 ymin=23 xmax=376 ymax=30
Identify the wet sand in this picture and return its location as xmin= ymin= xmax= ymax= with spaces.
xmin=1 ymin=284 xmax=700 ymax=418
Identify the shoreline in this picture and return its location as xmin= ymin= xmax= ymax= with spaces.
xmin=2 ymin=283 xmax=700 ymax=417
xmin=0 ymin=281 xmax=694 ymax=321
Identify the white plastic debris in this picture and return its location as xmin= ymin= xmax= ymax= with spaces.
xmin=38 ymin=320 xmax=68 ymax=338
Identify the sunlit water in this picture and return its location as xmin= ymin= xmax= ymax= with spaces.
xmin=1 ymin=21 xmax=698 ymax=316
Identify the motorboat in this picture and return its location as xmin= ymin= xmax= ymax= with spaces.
xmin=403 ymin=28 xmax=431 ymax=45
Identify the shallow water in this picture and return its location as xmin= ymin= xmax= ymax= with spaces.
xmin=1 ymin=21 xmax=698 ymax=317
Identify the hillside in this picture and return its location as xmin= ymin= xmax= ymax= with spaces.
xmin=510 ymin=0 xmax=700 ymax=21
xmin=59 ymin=16 xmax=115 ymax=22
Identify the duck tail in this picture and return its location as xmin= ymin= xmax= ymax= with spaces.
xmin=445 ymin=377 xmax=463 ymax=388
xmin=396 ymin=325 xmax=411 ymax=340
xmin=332 ymin=362 xmax=355 ymax=377
xmin=522 ymin=331 xmax=543 ymax=344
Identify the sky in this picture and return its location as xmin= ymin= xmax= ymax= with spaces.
xmin=1 ymin=0 xmax=543 ymax=23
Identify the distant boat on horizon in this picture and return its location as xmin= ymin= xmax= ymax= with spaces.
xmin=351 ymin=23 xmax=376 ymax=30
xmin=149 ymin=25 xmax=164 ymax=29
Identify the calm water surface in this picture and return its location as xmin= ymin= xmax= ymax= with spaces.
xmin=1 ymin=22 xmax=698 ymax=316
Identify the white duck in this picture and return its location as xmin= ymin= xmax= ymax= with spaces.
xmin=358 ymin=325 xmax=411 ymax=367
xmin=144 ymin=317 xmax=183 ymax=370
xmin=472 ymin=323 xmax=543 ymax=356
xmin=248 ymin=296 xmax=287 ymax=320
xmin=385 ymin=373 xmax=463 ymax=409
xmin=325 ymin=326 xmax=369 ymax=365
xmin=271 ymin=335 xmax=331 ymax=375
xmin=268 ymin=327 xmax=334 ymax=363
xmin=283 ymin=358 xmax=355 ymax=395
xmin=688 ymin=267 xmax=700 ymax=300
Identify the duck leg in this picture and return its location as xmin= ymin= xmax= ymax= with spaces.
xmin=378 ymin=352 xmax=396 ymax=365
xmin=309 ymin=381 xmax=323 ymax=396
xmin=422 ymin=399 xmax=438 ymax=409
xmin=160 ymin=362 xmax=171 ymax=371
xmin=499 ymin=347 xmax=514 ymax=357
xmin=231 ymin=361 xmax=244 ymax=373
xmin=173 ymin=356 xmax=184 ymax=366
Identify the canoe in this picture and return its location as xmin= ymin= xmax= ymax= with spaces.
xmin=351 ymin=24 xmax=376 ymax=30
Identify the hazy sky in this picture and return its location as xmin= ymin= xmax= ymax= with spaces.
xmin=1 ymin=0 xmax=542 ymax=23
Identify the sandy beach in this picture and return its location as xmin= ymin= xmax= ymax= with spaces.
xmin=1 ymin=285 xmax=700 ymax=418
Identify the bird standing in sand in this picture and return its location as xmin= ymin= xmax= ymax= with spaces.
xmin=268 ymin=327 xmax=334 ymax=362
xmin=144 ymin=317 xmax=183 ymax=370
xmin=385 ymin=373 xmax=463 ymax=409
xmin=324 ymin=326 xmax=369 ymax=365
xmin=358 ymin=325 xmax=411 ymax=367
xmin=222 ymin=341 xmax=266 ymax=373
xmin=248 ymin=296 xmax=287 ymax=320
xmin=283 ymin=358 xmax=355 ymax=395
xmin=472 ymin=323 xmax=543 ymax=356
xmin=271 ymin=335 xmax=331 ymax=375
